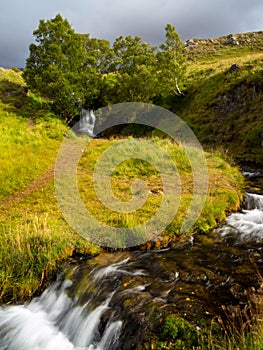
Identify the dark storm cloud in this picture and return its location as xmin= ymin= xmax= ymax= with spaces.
xmin=0 ymin=0 xmax=263 ymax=68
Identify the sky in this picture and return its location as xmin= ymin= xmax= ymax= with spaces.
xmin=1 ymin=0 xmax=263 ymax=68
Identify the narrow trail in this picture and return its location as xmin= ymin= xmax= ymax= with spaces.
xmin=0 ymin=167 xmax=54 ymax=208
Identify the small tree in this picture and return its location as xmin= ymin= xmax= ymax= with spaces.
xmin=157 ymin=24 xmax=186 ymax=95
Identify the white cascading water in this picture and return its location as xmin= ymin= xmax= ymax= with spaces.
xmin=0 ymin=258 xmax=144 ymax=350
xmin=217 ymin=193 xmax=263 ymax=241
xmin=0 ymin=192 xmax=262 ymax=349
xmin=78 ymin=109 xmax=96 ymax=137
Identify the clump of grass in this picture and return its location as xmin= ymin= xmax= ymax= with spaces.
xmin=0 ymin=182 xmax=99 ymax=303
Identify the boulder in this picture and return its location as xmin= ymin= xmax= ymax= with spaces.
xmin=185 ymin=39 xmax=198 ymax=48
xmin=229 ymin=63 xmax=241 ymax=73
xmin=223 ymin=34 xmax=239 ymax=46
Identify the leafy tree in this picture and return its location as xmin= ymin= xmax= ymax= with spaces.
xmin=80 ymin=35 xmax=113 ymax=108
xmin=23 ymin=14 xmax=94 ymax=122
xmin=157 ymin=24 xmax=186 ymax=95
xmin=24 ymin=15 xmax=186 ymax=121
xmin=108 ymin=27 xmax=186 ymax=103
xmin=110 ymin=35 xmax=158 ymax=102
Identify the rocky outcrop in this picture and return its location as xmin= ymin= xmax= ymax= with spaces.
xmin=223 ymin=34 xmax=239 ymax=46
xmin=185 ymin=31 xmax=263 ymax=53
xmin=211 ymin=82 xmax=261 ymax=116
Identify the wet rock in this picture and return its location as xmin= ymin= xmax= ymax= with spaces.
xmin=210 ymin=83 xmax=261 ymax=116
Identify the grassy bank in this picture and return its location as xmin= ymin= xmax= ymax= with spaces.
xmin=0 ymin=136 xmax=244 ymax=302
xmin=78 ymin=138 xmax=244 ymax=238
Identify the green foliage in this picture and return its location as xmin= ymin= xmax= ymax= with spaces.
xmin=23 ymin=14 xmax=88 ymax=121
xmin=109 ymin=35 xmax=157 ymax=102
xmin=157 ymin=24 xmax=186 ymax=95
xmin=161 ymin=315 xmax=198 ymax=349
xmin=23 ymin=15 xmax=186 ymax=119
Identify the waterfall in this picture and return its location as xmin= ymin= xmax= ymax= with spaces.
xmin=0 ymin=268 xmax=124 ymax=350
xmin=78 ymin=109 xmax=96 ymax=137
xmin=244 ymin=192 xmax=263 ymax=210
xmin=217 ymin=193 xmax=263 ymax=241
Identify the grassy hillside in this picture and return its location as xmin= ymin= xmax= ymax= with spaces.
xmin=171 ymin=31 xmax=263 ymax=165
xmin=0 ymin=67 xmax=245 ymax=302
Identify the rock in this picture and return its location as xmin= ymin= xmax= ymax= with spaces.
xmin=185 ymin=39 xmax=198 ymax=48
xmin=223 ymin=34 xmax=239 ymax=46
xmin=229 ymin=63 xmax=241 ymax=73
xmin=15 ymin=101 xmax=23 ymax=109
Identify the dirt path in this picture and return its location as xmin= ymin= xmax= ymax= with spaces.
xmin=0 ymin=167 xmax=54 ymax=208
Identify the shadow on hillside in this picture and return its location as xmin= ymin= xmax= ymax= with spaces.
xmin=0 ymin=79 xmax=31 ymax=118
xmin=176 ymin=65 xmax=263 ymax=165
xmin=0 ymin=79 xmax=54 ymax=123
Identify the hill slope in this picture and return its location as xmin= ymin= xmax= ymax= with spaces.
xmin=172 ymin=31 xmax=263 ymax=165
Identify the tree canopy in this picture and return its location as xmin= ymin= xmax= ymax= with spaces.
xmin=23 ymin=14 xmax=186 ymax=121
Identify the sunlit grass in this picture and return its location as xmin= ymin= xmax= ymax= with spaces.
xmin=78 ymin=138 xmax=244 ymax=238
xmin=0 ymin=181 xmax=99 ymax=302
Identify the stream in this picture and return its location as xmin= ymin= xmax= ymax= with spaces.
xmin=0 ymin=174 xmax=262 ymax=349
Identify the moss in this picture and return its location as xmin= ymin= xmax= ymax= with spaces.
xmin=160 ymin=315 xmax=199 ymax=349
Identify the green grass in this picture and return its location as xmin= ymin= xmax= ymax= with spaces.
xmin=0 ymin=124 xmax=244 ymax=302
xmin=0 ymin=58 xmax=259 ymax=348
xmin=0 ymin=113 xmax=66 ymax=200
xmin=0 ymin=68 xmax=67 ymax=200
xmin=0 ymin=68 xmax=99 ymax=302
xmin=78 ymin=138 xmax=243 ymax=238
xmin=167 ymin=32 xmax=263 ymax=165
xmin=0 ymin=181 xmax=99 ymax=302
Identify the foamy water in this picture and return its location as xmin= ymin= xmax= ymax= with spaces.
xmin=217 ymin=193 xmax=263 ymax=241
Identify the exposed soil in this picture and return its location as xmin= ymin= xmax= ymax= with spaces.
xmin=0 ymin=167 xmax=54 ymax=208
